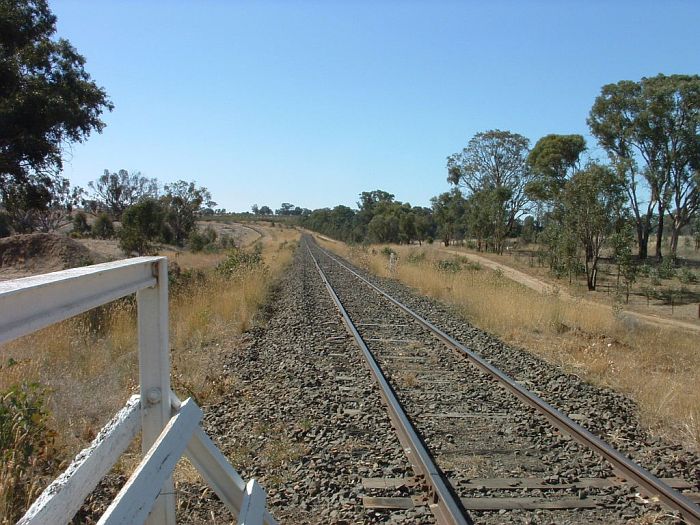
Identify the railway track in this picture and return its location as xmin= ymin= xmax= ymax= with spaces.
xmin=304 ymin=236 xmax=700 ymax=525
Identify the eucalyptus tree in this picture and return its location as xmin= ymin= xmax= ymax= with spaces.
xmin=431 ymin=189 xmax=466 ymax=247
xmin=1 ymin=0 xmax=112 ymax=231
xmin=526 ymin=134 xmax=586 ymax=205
xmin=559 ymin=163 xmax=627 ymax=290
xmin=447 ymin=129 xmax=532 ymax=253
xmin=588 ymin=74 xmax=700 ymax=260
xmin=87 ymin=169 xmax=159 ymax=219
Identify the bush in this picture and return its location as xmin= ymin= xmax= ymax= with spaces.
xmin=406 ymin=251 xmax=426 ymax=264
xmin=72 ymin=212 xmax=90 ymax=236
xmin=216 ymin=248 xmax=264 ymax=278
xmin=92 ymin=212 xmax=115 ymax=239
xmin=658 ymin=258 xmax=676 ymax=280
xmin=119 ymin=199 xmax=165 ymax=255
xmin=0 ymin=382 xmax=59 ymax=522
xmin=637 ymin=264 xmax=652 ymax=278
xmin=0 ymin=212 xmax=10 ymax=238
xmin=436 ymin=258 xmax=461 ymax=272
xmin=381 ymin=246 xmax=396 ymax=257
xmin=219 ymin=233 xmax=236 ymax=250
xmin=678 ymin=267 xmax=697 ymax=284
xmin=188 ymin=230 xmax=208 ymax=253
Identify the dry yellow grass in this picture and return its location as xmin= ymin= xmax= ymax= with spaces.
xmin=0 ymin=224 xmax=299 ymax=522
xmin=318 ymin=238 xmax=700 ymax=451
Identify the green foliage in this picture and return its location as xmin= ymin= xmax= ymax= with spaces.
xmin=216 ymin=248 xmax=264 ymax=278
xmin=677 ymin=267 xmax=697 ymax=284
xmin=119 ymin=198 xmax=165 ymax=255
xmin=588 ymin=74 xmax=700 ymax=260
xmin=558 ymin=162 xmax=627 ymax=290
xmin=188 ymin=226 xmax=218 ymax=253
xmin=301 ymin=190 xmax=436 ymax=245
xmin=86 ymin=169 xmax=158 ymax=219
xmin=526 ymin=134 xmax=586 ymax=202
xmin=91 ymin=212 xmax=114 ymax=239
xmin=188 ymin=231 xmax=208 ymax=253
xmin=447 ymin=129 xmax=532 ymax=254
xmin=380 ymin=246 xmax=396 ymax=257
xmin=2 ymin=175 xmax=82 ymax=234
xmin=431 ymin=189 xmax=466 ymax=247
xmin=658 ymin=258 xmax=677 ymax=280
xmin=168 ymin=262 xmax=206 ymax=295
xmin=435 ymin=258 xmax=462 ymax=272
xmin=0 ymin=0 xmax=112 ymax=228
xmin=610 ymin=224 xmax=637 ymax=302
xmin=162 ymin=180 xmax=215 ymax=246
xmin=219 ymin=233 xmax=236 ymax=250
xmin=406 ymin=251 xmax=426 ymax=264
xmin=71 ymin=211 xmax=90 ymax=236
xmin=0 ymin=381 xmax=58 ymax=522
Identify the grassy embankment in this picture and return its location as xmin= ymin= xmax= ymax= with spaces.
xmin=0 ymin=224 xmax=299 ymax=523
xmin=317 ymin=238 xmax=700 ymax=452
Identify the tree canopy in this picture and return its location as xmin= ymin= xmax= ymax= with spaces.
xmin=526 ymin=134 xmax=586 ymax=203
xmin=447 ymin=130 xmax=532 ymax=253
xmin=588 ymin=74 xmax=700 ymax=260
xmin=0 ymin=0 xmax=112 ymax=185
xmin=0 ymin=0 xmax=112 ymax=234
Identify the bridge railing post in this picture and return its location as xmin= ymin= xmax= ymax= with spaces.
xmin=137 ymin=257 xmax=176 ymax=525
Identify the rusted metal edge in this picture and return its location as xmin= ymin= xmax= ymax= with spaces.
xmin=305 ymin=242 xmax=471 ymax=525
xmin=314 ymin=240 xmax=700 ymax=525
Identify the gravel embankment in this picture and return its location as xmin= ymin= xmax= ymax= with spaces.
xmin=186 ymin=245 xmax=432 ymax=523
xmin=311 ymin=241 xmax=699 ymax=524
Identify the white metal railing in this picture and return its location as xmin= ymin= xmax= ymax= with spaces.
xmin=0 ymin=257 xmax=277 ymax=525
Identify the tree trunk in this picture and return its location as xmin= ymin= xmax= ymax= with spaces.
xmin=636 ymin=222 xmax=648 ymax=259
xmin=669 ymin=210 xmax=685 ymax=260
xmin=655 ymin=209 xmax=665 ymax=261
xmin=585 ymin=256 xmax=598 ymax=291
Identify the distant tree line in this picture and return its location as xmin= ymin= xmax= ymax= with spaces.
xmin=299 ymin=74 xmax=700 ymax=291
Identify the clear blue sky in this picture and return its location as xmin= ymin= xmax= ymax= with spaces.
xmin=52 ymin=1 xmax=700 ymax=212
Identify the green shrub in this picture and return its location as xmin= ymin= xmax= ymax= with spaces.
xmin=381 ymin=246 xmax=396 ymax=257
xmin=677 ymin=267 xmax=697 ymax=284
xmin=216 ymin=248 xmax=264 ymax=278
xmin=188 ymin=230 xmax=208 ymax=253
xmin=72 ymin=211 xmax=90 ymax=236
xmin=0 ymin=382 xmax=59 ymax=522
xmin=119 ymin=199 xmax=165 ymax=255
xmin=92 ymin=212 xmax=115 ymax=239
xmin=658 ymin=258 xmax=676 ymax=280
xmin=406 ymin=251 xmax=426 ymax=264
xmin=435 ymin=258 xmax=461 ymax=272
xmin=219 ymin=233 xmax=236 ymax=249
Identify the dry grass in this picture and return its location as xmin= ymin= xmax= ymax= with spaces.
xmin=318 ymin=238 xmax=700 ymax=451
xmin=0 ymin=224 xmax=299 ymax=523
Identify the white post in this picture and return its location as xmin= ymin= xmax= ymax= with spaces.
xmin=136 ymin=258 xmax=176 ymax=525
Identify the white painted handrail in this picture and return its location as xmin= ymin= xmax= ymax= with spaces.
xmin=18 ymin=395 xmax=141 ymax=525
xmin=1 ymin=258 xmax=277 ymax=525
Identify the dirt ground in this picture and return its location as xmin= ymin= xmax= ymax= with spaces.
xmin=197 ymin=220 xmax=261 ymax=247
xmin=0 ymin=222 xmax=263 ymax=282
xmin=0 ymin=233 xmax=107 ymax=281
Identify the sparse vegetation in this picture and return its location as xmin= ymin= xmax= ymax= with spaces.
xmin=0 ymin=224 xmax=299 ymax=523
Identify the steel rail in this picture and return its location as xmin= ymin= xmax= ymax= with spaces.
xmin=311 ymin=239 xmax=700 ymax=525
xmin=305 ymin=242 xmax=471 ymax=525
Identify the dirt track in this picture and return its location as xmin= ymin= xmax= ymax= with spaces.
xmin=440 ymin=248 xmax=700 ymax=335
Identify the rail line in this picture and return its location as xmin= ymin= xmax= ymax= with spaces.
xmin=306 ymin=241 xmax=471 ymax=524
xmin=304 ymin=236 xmax=700 ymax=525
